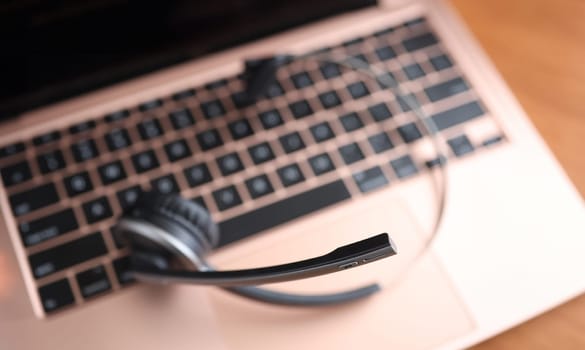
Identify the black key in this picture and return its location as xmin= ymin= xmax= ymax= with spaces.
xmin=76 ymin=265 xmax=111 ymax=299
xmin=265 ymin=82 xmax=284 ymax=98
xmin=308 ymin=153 xmax=335 ymax=175
xmin=339 ymin=143 xmax=365 ymax=165
xmin=290 ymin=72 xmax=313 ymax=89
xmin=231 ymin=91 xmax=254 ymax=109
xmin=38 ymin=279 xmax=75 ymax=313
xmin=151 ymin=174 xmax=180 ymax=194
xmin=213 ymin=185 xmax=242 ymax=211
xmin=218 ymin=180 xmax=351 ymax=246
xmin=318 ymin=91 xmax=341 ymax=109
xmin=368 ymin=132 xmax=394 ymax=153
xmin=1 ymin=160 xmax=32 ymax=186
xmin=258 ymin=109 xmax=283 ymax=129
xmin=105 ymin=128 xmax=132 ymax=151
xmin=216 ymin=152 xmax=244 ymax=176
xmin=69 ymin=120 xmax=96 ymax=134
xmin=82 ymin=197 xmax=113 ymax=224
xmin=404 ymin=17 xmax=425 ymax=28
xmin=137 ymin=119 xmax=164 ymax=140
xmin=353 ymin=166 xmax=389 ymax=193
xmin=248 ymin=142 xmax=275 ymax=165
xmin=425 ymin=156 xmax=446 ymax=169
xmin=277 ymin=163 xmax=305 ymax=187
xmin=391 ymin=155 xmax=418 ymax=178
xmin=430 ymin=101 xmax=484 ymax=131
xmin=430 ymin=55 xmax=453 ymax=71
xmin=196 ymin=129 xmax=223 ymax=150
xmin=425 ymin=77 xmax=469 ymax=102
xmin=117 ymin=185 xmax=143 ymax=210
xmin=205 ymin=78 xmax=228 ymax=90
xmin=0 ymin=142 xmax=25 ymax=158
xmin=368 ymin=103 xmax=393 ymax=121
xmin=347 ymin=82 xmax=370 ymax=99
xmin=245 ymin=174 xmax=274 ymax=199
xmin=340 ymin=112 xmax=364 ymax=132
xmin=33 ymin=131 xmax=61 ymax=146
xmin=37 ymin=150 xmax=66 ymax=174
xmin=448 ymin=134 xmax=475 ymax=157
xmin=139 ymin=99 xmax=163 ymax=112
xmin=19 ymin=208 xmax=79 ymax=247
xmin=289 ymin=100 xmax=313 ymax=119
xmin=373 ymin=27 xmax=394 ymax=38
xmin=279 ymin=132 xmax=305 ymax=154
xmin=169 ymin=108 xmax=195 ymax=130
xmin=228 ymin=119 xmax=254 ymax=140
xmin=164 ymin=139 xmax=192 ymax=162
xmin=397 ymin=123 xmax=423 ymax=143
xmin=397 ymin=94 xmax=419 ymax=112
xmin=104 ymin=110 xmax=130 ymax=123
xmin=131 ymin=150 xmax=159 ymax=174
xmin=352 ymin=54 xmax=369 ymax=64
xmin=71 ymin=139 xmax=99 ymax=163
xmin=403 ymin=63 xmax=425 ymax=80
xmin=9 ymin=183 xmax=59 ymax=216
xmin=201 ymin=99 xmax=226 ymax=119
xmin=29 ymin=232 xmax=107 ymax=279
xmin=310 ymin=122 xmax=335 ymax=143
xmin=98 ymin=160 xmax=127 ymax=185
xmin=63 ymin=171 xmax=93 ymax=197
xmin=113 ymin=256 xmax=135 ymax=286
xmin=320 ymin=62 xmax=342 ymax=79
xmin=375 ymin=46 xmax=396 ymax=61
xmin=172 ymin=88 xmax=195 ymax=101
xmin=342 ymin=37 xmax=364 ymax=47
xmin=483 ymin=135 xmax=504 ymax=147
xmin=403 ymin=33 xmax=438 ymax=52
xmin=192 ymin=196 xmax=207 ymax=210
xmin=184 ymin=163 xmax=212 ymax=187
xmin=376 ymin=72 xmax=398 ymax=89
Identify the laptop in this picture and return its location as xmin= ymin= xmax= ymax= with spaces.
xmin=1 ymin=0 xmax=584 ymax=349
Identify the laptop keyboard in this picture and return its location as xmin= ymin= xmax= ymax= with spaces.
xmin=0 ymin=17 xmax=505 ymax=315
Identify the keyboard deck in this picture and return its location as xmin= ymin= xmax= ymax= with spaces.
xmin=0 ymin=17 xmax=505 ymax=315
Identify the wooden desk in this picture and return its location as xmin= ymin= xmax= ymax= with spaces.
xmin=449 ymin=0 xmax=585 ymax=348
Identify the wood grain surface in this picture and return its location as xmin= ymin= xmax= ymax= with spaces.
xmin=449 ymin=0 xmax=585 ymax=349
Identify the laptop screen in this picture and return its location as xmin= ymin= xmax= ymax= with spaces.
xmin=0 ymin=0 xmax=376 ymax=120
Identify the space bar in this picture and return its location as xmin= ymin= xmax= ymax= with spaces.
xmin=217 ymin=180 xmax=351 ymax=247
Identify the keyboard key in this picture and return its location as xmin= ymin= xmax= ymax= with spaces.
xmin=201 ymin=99 xmax=226 ymax=119
xmin=404 ymin=17 xmax=425 ymax=28
xmin=9 ymin=183 xmax=59 ymax=216
xmin=397 ymin=123 xmax=423 ymax=143
xmin=117 ymin=185 xmax=143 ymax=210
xmin=403 ymin=32 xmax=438 ymax=52
xmin=376 ymin=72 xmax=398 ymax=89
xmin=82 ymin=197 xmax=113 ymax=224
xmin=19 ymin=208 xmax=79 ymax=247
xmin=397 ymin=93 xmax=419 ymax=112
xmin=368 ymin=103 xmax=393 ymax=121
xmin=172 ymin=88 xmax=195 ymax=101
xmin=448 ymin=134 xmax=475 ymax=157
xmin=424 ymin=77 xmax=469 ymax=102
xmin=430 ymin=101 xmax=484 ymax=131
xmin=310 ymin=122 xmax=335 ymax=143
xmin=228 ymin=119 xmax=254 ymax=140
xmin=98 ymin=160 xmax=127 ymax=184
xmin=0 ymin=142 xmax=25 ymax=158
xmin=279 ymin=132 xmax=305 ymax=154
xmin=151 ymin=174 xmax=180 ymax=194
xmin=342 ymin=37 xmax=364 ymax=47
xmin=375 ymin=46 xmax=396 ymax=61
xmin=69 ymin=120 xmax=96 ymax=134
xmin=192 ymin=196 xmax=207 ymax=210
xmin=113 ymin=256 xmax=135 ymax=286
xmin=291 ymin=72 xmax=313 ymax=89
xmin=37 ymin=150 xmax=66 ymax=174
xmin=216 ymin=153 xmax=244 ymax=176
xmin=164 ymin=139 xmax=192 ymax=162
xmin=308 ymin=153 xmax=335 ymax=175
xmin=483 ymin=135 xmax=504 ymax=147
xmin=38 ymin=279 xmax=75 ymax=313
xmin=169 ymin=108 xmax=195 ymax=130
xmin=391 ymin=155 xmax=418 ymax=179
xmin=352 ymin=53 xmax=369 ymax=64
xmin=248 ymin=142 xmax=275 ymax=165
xmin=277 ymin=163 xmax=305 ymax=187
xmin=137 ymin=119 xmax=164 ymax=140
xmin=213 ymin=185 xmax=242 ymax=211
xmin=403 ymin=63 xmax=425 ymax=80
xmin=71 ymin=139 xmax=99 ymax=162
xmin=205 ymin=78 xmax=228 ymax=90
xmin=104 ymin=110 xmax=130 ymax=123
xmin=259 ymin=109 xmax=284 ymax=129
xmin=29 ymin=232 xmax=107 ymax=279
xmin=245 ymin=174 xmax=274 ymax=199
xmin=425 ymin=156 xmax=446 ymax=169
xmin=33 ymin=130 xmax=61 ymax=146
xmin=218 ymin=180 xmax=350 ymax=246
xmin=105 ymin=128 xmax=132 ymax=151
xmin=184 ymin=163 xmax=212 ymax=187
xmin=265 ymin=82 xmax=285 ymax=98
xmin=63 ymin=171 xmax=93 ymax=197
xmin=318 ymin=91 xmax=341 ymax=109
xmin=353 ymin=166 xmax=389 ymax=193
xmin=320 ymin=62 xmax=342 ymax=79
xmin=76 ymin=265 xmax=111 ymax=299
xmin=368 ymin=132 xmax=394 ymax=153
xmin=231 ymin=91 xmax=254 ymax=109
xmin=347 ymin=81 xmax=370 ymax=99
xmin=289 ymin=100 xmax=313 ymax=119
xmin=1 ymin=160 xmax=32 ymax=186
xmin=139 ymin=99 xmax=163 ymax=112
xmin=340 ymin=112 xmax=364 ymax=132
xmin=196 ymin=129 xmax=223 ymax=150
xmin=131 ymin=150 xmax=159 ymax=174
xmin=339 ymin=143 xmax=365 ymax=165
xmin=374 ymin=27 xmax=394 ymax=38
xmin=430 ymin=55 xmax=453 ymax=71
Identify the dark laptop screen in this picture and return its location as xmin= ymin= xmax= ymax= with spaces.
xmin=0 ymin=0 xmax=376 ymax=119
